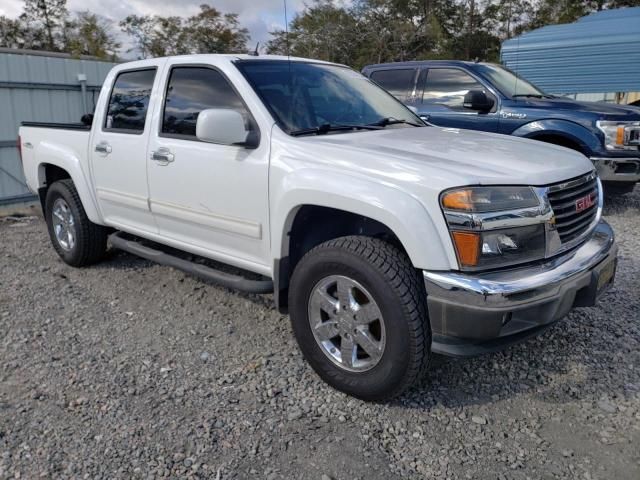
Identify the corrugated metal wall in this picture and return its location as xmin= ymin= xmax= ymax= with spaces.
xmin=501 ymin=7 xmax=640 ymax=95
xmin=0 ymin=49 xmax=116 ymax=204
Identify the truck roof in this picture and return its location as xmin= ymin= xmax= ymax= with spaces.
xmin=118 ymin=53 xmax=344 ymax=69
xmin=362 ymin=60 xmax=492 ymax=71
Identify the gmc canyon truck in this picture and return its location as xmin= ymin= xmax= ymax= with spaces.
xmin=362 ymin=60 xmax=640 ymax=195
xmin=19 ymin=55 xmax=617 ymax=401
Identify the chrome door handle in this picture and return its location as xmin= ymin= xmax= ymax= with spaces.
xmin=150 ymin=148 xmax=175 ymax=166
xmin=95 ymin=142 xmax=112 ymax=154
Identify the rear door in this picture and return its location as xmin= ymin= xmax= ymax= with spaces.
xmin=90 ymin=63 xmax=164 ymax=233
xmin=415 ymin=67 xmax=499 ymax=132
xmin=369 ymin=68 xmax=419 ymax=104
xmin=145 ymin=62 xmax=271 ymax=273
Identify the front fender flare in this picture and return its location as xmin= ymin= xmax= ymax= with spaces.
xmin=510 ymin=119 xmax=601 ymax=155
xmin=271 ymin=168 xmax=457 ymax=271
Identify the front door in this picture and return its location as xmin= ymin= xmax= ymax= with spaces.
xmin=146 ymin=64 xmax=270 ymax=273
xmin=415 ymin=67 xmax=499 ymax=132
xmin=90 ymin=66 xmax=161 ymax=233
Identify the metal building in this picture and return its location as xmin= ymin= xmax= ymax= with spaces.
xmin=0 ymin=48 xmax=116 ymax=206
xmin=501 ymin=7 xmax=640 ymax=102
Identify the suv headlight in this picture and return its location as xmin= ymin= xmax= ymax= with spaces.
xmin=596 ymin=120 xmax=640 ymax=151
xmin=441 ymin=186 xmax=547 ymax=270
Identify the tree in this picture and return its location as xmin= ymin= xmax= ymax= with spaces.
xmin=120 ymin=5 xmax=249 ymax=59
xmin=65 ymin=12 xmax=120 ymax=59
xmin=120 ymin=15 xmax=156 ymax=59
xmin=185 ymin=4 xmax=249 ymax=54
xmin=267 ymin=0 xmax=360 ymax=65
xmin=266 ymin=0 xmax=462 ymax=69
xmin=22 ymin=0 xmax=68 ymax=51
xmin=0 ymin=16 xmax=23 ymax=48
xmin=149 ymin=16 xmax=190 ymax=57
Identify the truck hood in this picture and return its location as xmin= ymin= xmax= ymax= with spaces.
xmin=514 ymin=97 xmax=640 ymax=120
xmin=301 ymin=126 xmax=594 ymax=189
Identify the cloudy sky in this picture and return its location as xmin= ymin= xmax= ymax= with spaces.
xmin=0 ymin=0 xmax=308 ymax=56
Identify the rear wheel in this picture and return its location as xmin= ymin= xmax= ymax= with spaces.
xmin=289 ymin=236 xmax=430 ymax=401
xmin=45 ymin=179 xmax=108 ymax=267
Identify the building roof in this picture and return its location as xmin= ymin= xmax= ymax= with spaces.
xmin=501 ymin=7 xmax=640 ymax=94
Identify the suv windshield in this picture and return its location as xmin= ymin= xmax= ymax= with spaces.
xmin=236 ymin=60 xmax=423 ymax=135
xmin=475 ymin=63 xmax=548 ymax=98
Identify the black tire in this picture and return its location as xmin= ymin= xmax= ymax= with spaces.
xmin=603 ymin=182 xmax=636 ymax=196
xmin=44 ymin=179 xmax=108 ymax=267
xmin=288 ymin=236 xmax=430 ymax=401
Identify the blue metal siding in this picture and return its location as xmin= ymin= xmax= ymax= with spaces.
xmin=501 ymin=7 xmax=640 ymax=95
xmin=0 ymin=51 xmax=116 ymax=203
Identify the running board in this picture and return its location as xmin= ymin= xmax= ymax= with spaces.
xmin=108 ymin=232 xmax=273 ymax=294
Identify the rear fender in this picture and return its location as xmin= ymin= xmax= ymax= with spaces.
xmin=35 ymin=143 xmax=102 ymax=224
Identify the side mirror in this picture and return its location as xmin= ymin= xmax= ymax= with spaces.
xmin=196 ymin=109 xmax=257 ymax=147
xmin=463 ymin=90 xmax=494 ymax=112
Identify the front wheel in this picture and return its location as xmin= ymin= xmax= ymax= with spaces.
xmin=45 ymin=179 xmax=108 ymax=267
xmin=288 ymin=236 xmax=430 ymax=401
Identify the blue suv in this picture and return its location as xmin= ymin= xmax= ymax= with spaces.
xmin=362 ymin=61 xmax=640 ymax=194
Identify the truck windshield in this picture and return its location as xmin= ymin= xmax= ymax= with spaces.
xmin=236 ymin=60 xmax=424 ymax=136
xmin=475 ymin=64 xmax=548 ymax=99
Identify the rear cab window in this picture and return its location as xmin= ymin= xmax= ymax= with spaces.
xmin=104 ymin=68 xmax=156 ymax=134
xmin=369 ymin=69 xmax=417 ymax=102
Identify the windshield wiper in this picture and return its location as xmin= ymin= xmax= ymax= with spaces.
xmin=289 ymin=123 xmax=382 ymax=137
xmin=368 ymin=117 xmax=423 ymax=128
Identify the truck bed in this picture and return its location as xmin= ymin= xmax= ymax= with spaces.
xmin=19 ymin=124 xmax=91 ymax=196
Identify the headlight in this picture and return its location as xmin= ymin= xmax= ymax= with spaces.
xmin=596 ymin=120 xmax=640 ymax=151
xmin=441 ymin=186 xmax=539 ymax=212
xmin=441 ymin=186 xmax=546 ymax=270
xmin=450 ymin=225 xmax=546 ymax=269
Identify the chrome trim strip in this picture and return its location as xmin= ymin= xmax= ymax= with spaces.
xmin=546 ymin=170 xmax=596 ymax=193
xmin=423 ymin=220 xmax=616 ymax=308
xmin=443 ymin=203 xmax=552 ymax=231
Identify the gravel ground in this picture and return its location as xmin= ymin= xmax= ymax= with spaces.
xmin=1 ymin=189 xmax=639 ymax=480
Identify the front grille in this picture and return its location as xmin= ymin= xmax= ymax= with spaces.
xmin=547 ymin=173 xmax=599 ymax=244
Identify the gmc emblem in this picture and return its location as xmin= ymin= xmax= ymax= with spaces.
xmin=575 ymin=193 xmax=595 ymax=213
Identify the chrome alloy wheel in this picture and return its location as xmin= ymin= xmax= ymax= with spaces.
xmin=307 ymin=275 xmax=386 ymax=372
xmin=51 ymin=198 xmax=76 ymax=251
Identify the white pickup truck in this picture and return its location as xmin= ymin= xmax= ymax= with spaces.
xmin=19 ymin=54 xmax=617 ymax=400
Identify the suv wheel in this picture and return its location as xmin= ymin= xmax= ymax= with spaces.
xmin=289 ymin=236 xmax=430 ymax=401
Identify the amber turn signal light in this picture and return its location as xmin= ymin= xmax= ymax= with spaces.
xmin=441 ymin=189 xmax=474 ymax=211
xmin=451 ymin=231 xmax=480 ymax=267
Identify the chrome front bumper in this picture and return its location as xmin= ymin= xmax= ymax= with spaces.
xmin=591 ymin=157 xmax=640 ymax=183
xmin=423 ymin=220 xmax=617 ymax=356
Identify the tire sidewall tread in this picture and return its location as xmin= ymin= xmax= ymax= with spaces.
xmin=44 ymin=179 xmax=107 ymax=267
xmin=289 ymin=235 xmax=431 ymax=401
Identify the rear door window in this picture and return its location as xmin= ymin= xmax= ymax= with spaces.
xmin=104 ymin=69 xmax=156 ymax=133
xmin=369 ymin=69 xmax=416 ymax=101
